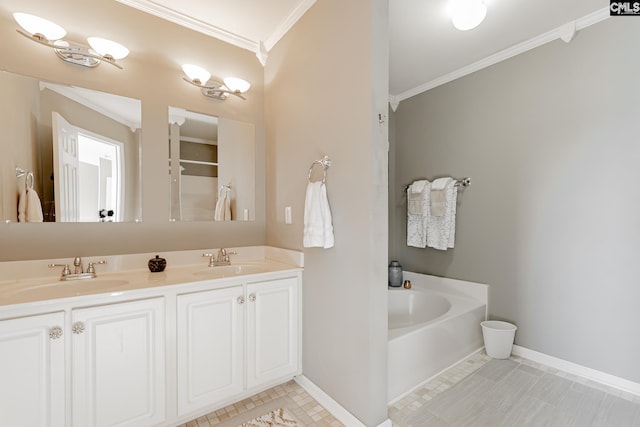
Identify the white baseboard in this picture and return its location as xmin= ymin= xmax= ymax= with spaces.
xmin=512 ymin=345 xmax=640 ymax=396
xmin=294 ymin=375 xmax=391 ymax=427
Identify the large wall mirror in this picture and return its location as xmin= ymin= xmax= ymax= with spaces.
xmin=0 ymin=70 xmax=142 ymax=223
xmin=168 ymin=107 xmax=255 ymax=222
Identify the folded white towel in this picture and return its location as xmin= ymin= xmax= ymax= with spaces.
xmin=214 ymin=186 xmax=231 ymax=221
xmin=25 ymin=188 xmax=43 ymax=222
xmin=426 ymin=180 xmax=457 ymax=250
xmin=430 ymin=177 xmax=453 ymax=217
xmin=408 ymin=180 xmax=429 ymax=215
xmin=407 ymin=180 xmax=430 ymax=247
xmin=303 ymin=181 xmax=334 ymax=248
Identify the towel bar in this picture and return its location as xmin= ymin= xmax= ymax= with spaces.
xmin=403 ymin=177 xmax=471 ymax=193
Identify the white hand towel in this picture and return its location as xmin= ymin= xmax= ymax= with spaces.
xmin=214 ymin=187 xmax=231 ymax=221
xmin=25 ymin=187 xmax=43 ymax=222
xmin=407 ymin=180 xmax=430 ymax=248
xmin=17 ymin=187 xmax=27 ymax=222
xmin=426 ymin=180 xmax=457 ymax=250
xmin=408 ymin=180 xmax=429 ymax=215
xmin=303 ymin=181 xmax=334 ymax=248
xmin=430 ymin=177 xmax=453 ymax=217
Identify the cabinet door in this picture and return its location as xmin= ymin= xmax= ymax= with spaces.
xmin=72 ymin=298 xmax=165 ymax=427
xmin=246 ymin=277 xmax=299 ymax=389
xmin=0 ymin=312 xmax=65 ymax=427
xmin=176 ymin=286 xmax=244 ymax=416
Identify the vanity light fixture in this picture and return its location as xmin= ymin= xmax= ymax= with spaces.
xmin=182 ymin=64 xmax=251 ymax=101
xmin=450 ymin=0 xmax=487 ymax=31
xmin=13 ymin=12 xmax=129 ymax=69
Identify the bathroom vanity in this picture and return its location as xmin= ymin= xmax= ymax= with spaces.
xmin=0 ymin=246 xmax=303 ymax=427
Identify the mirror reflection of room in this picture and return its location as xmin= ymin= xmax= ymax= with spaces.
xmin=0 ymin=70 xmax=142 ymax=223
xmin=168 ymin=107 xmax=255 ymax=222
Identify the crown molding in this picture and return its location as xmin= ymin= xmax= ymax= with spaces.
xmin=115 ymin=0 xmax=258 ymax=53
xmin=392 ymin=7 xmax=610 ymax=105
xmin=264 ymin=0 xmax=317 ymax=51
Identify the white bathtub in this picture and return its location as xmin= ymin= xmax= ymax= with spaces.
xmin=388 ymin=271 xmax=488 ymax=402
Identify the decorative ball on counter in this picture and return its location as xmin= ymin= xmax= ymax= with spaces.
xmin=148 ymin=255 xmax=166 ymax=272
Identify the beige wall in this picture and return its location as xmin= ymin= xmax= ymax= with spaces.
xmin=0 ymin=0 xmax=266 ymax=260
xmin=265 ymin=0 xmax=389 ymax=425
xmin=391 ymin=18 xmax=640 ymax=384
xmin=0 ymin=72 xmax=40 ymax=223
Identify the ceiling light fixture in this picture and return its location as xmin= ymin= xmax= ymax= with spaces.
xmin=182 ymin=64 xmax=251 ymax=101
xmin=13 ymin=12 xmax=129 ymax=69
xmin=451 ymin=0 xmax=487 ymax=31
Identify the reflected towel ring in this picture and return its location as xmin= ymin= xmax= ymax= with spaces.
xmin=26 ymin=172 xmax=34 ymax=189
xmin=308 ymin=156 xmax=332 ymax=184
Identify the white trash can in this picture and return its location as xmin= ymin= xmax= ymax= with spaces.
xmin=481 ymin=320 xmax=517 ymax=359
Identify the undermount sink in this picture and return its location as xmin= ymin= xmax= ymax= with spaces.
xmin=4 ymin=278 xmax=130 ymax=299
xmin=193 ymin=263 xmax=268 ymax=278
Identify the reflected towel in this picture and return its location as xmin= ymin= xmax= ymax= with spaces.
xmin=25 ymin=187 xmax=43 ymax=222
xmin=303 ymin=181 xmax=334 ymax=248
xmin=17 ymin=187 xmax=27 ymax=222
xmin=214 ymin=186 xmax=231 ymax=221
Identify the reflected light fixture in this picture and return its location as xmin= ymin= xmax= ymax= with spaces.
xmin=13 ymin=12 xmax=129 ymax=69
xmin=182 ymin=64 xmax=251 ymax=101
xmin=451 ymin=0 xmax=487 ymax=31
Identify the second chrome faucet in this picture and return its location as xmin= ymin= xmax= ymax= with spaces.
xmin=202 ymin=248 xmax=237 ymax=267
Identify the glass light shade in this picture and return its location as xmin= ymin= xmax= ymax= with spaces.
xmin=182 ymin=64 xmax=211 ymax=84
xmin=451 ymin=0 xmax=487 ymax=31
xmin=13 ymin=13 xmax=66 ymax=40
xmin=224 ymin=77 xmax=251 ymax=93
xmin=53 ymin=40 xmax=70 ymax=48
xmin=87 ymin=37 xmax=129 ymax=59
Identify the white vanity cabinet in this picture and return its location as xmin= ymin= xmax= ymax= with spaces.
xmin=0 ymin=311 xmax=66 ymax=427
xmin=71 ymin=298 xmax=166 ymax=427
xmin=0 ymin=251 xmax=302 ymax=427
xmin=175 ymin=275 xmax=301 ymax=419
xmin=246 ymin=276 xmax=299 ymax=389
xmin=176 ymin=286 xmax=245 ymax=416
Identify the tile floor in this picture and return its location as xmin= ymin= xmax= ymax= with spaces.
xmin=181 ymin=351 xmax=640 ymax=426
xmin=177 ymin=380 xmax=343 ymax=427
xmin=389 ymin=351 xmax=640 ymax=426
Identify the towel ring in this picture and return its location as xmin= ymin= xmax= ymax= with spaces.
xmin=308 ymin=156 xmax=332 ymax=184
xmin=26 ymin=172 xmax=34 ymax=189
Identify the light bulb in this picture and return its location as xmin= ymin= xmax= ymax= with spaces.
xmin=223 ymin=77 xmax=251 ymax=93
xmin=87 ymin=37 xmax=129 ymax=59
xmin=182 ymin=64 xmax=211 ymax=84
xmin=451 ymin=0 xmax=487 ymax=31
xmin=13 ymin=12 xmax=66 ymax=40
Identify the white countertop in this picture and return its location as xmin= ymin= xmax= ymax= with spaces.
xmin=0 ymin=246 xmax=303 ymax=307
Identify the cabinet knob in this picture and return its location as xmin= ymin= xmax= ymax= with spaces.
xmin=249 ymin=293 xmax=256 ymax=302
xmin=72 ymin=322 xmax=86 ymax=334
xmin=237 ymin=296 xmax=245 ymax=305
xmin=49 ymin=326 xmax=63 ymax=340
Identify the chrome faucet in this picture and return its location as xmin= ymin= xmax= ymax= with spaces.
xmin=202 ymin=248 xmax=237 ymax=267
xmin=73 ymin=256 xmax=84 ymax=274
xmin=49 ymin=257 xmax=107 ymax=281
